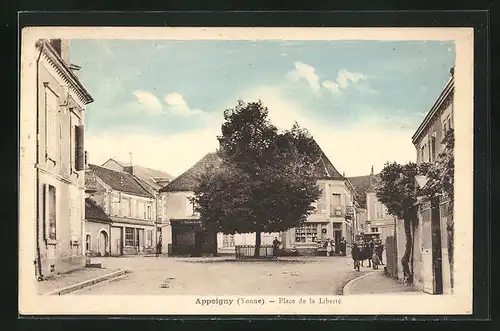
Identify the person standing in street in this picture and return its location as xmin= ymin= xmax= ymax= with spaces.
xmin=326 ymin=239 xmax=333 ymax=257
xmin=156 ymin=233 xmax=162 ymax=257
xmin=272 ymin=237 xmax=281 ymax=258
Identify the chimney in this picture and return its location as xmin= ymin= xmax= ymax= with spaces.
xmin=48 ymin=39 xmax=70 ymax=64
xmin=370 ymin=165 xmax=374 ymax=175
xmin=129 ymin=152 xmax=133 ymax=166
xmin=450 ymin=66 xmax=455 ymax=77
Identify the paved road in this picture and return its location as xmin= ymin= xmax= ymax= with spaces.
xmin=71 ymin=256 xmax=362 ymax=295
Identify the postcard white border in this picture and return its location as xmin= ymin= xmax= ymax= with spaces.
xmin=19 ymin=27 xmax=474 ymax=315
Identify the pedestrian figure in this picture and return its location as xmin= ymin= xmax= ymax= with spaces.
xmin=352 ymin=242 xmax=361 ymax=271
xmin=156 ymin=233 xmax=162 ymax=257
xmin=326 ymin=239 xmax=333 ymax=257
xmin=272 ymin=237 xmax=281 ymax=258
xmin=340 ymin=237 xmax=347 ymax=256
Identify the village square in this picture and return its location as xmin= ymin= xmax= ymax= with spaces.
xmin=22 ymin=38 xmax=456 ymax=297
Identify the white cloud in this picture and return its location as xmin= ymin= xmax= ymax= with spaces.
xmin=321 ymin=80 xmax=340 ymax=93
xmin=132 ymin=90 xmax=162 ymax=112
xmin=164 ymin=92 xmax=206 ymax=117
xmin=336 ymin=69 xmax=367 ymax=89
xmin=287 ymin=62 xmax=321 ymax=91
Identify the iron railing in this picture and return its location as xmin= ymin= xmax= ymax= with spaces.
xmin=235 ymin=245 xmax=275 ymax=259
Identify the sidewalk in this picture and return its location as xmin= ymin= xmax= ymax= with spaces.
xmin=344 ymin=270 xmax=423 ymax=295
xmin=37 ymin=266 xmax=123 ymax=295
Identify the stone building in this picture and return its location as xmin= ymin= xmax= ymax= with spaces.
xmin=85 ymin=162 xmax=157 ymax=256
xmin=411 ymin=67 xmax=455 ymax=295
xmin=21 ymin=39 xmax=94 ymax=279
xmin=280 ymin=142 xmax=358 ymax=255
xmin=349 ymin=166 xmax=396 ymax=243
xmin=101 ymin=157 xmax=173 ymax=246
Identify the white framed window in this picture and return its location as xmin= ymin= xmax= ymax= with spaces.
xmin=371 ymin=227 xmax=379 ymax=233
xmin=223 ymin=234 xmax=235 ymax=248
xmin=85 ymin=234 xmax=91 ymax=251
xmin=295 ymin=223 xmax=318 ymax=243
xmin=45 ymin=85 xmax=59 ymax=160
xmin=43 ymin=184 xmax=57 ymax=241
xmin=147 ymin=205 xmax=152 ymax=220
xmin=125 ymin=227 xmax=135 ymax=247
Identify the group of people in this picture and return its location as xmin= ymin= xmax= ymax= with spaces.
xmin=351 ymin=237 xmax=384 ymax=271
xmin=323 ymin=237 xmax=347 ymax=256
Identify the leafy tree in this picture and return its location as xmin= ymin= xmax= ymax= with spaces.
xmin=420 ymin=129 xmax=455 ymax=288
xmin=375 ymin=162 xmax=429 ymax=284
xmin=191 ymin=100 xmax=322 ymax=257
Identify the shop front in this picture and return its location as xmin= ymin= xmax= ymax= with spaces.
xmin=170 ymin=219 xmax=217 ymax=257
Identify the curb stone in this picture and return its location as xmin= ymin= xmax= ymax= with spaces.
xmin=342 ymin=270 xmax=377 ymax=295
xmin=43 ymin=269 xmax=132 ymax=296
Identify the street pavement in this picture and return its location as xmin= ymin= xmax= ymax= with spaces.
xmin=70 ymin=256 xmax=365 ymax=295
xmin=346 ymin=269 xmax=423 ymax=295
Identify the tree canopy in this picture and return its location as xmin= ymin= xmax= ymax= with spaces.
xmin=191 ymin=100 xmax=322 ymax=255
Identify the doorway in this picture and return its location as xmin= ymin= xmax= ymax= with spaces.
xmin=334 ymin=230 xmax=342 ymax=254
xmin=98 ymin=230 xmax=109 ymax=256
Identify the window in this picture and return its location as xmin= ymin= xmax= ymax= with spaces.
xmin=147 ymin=230 xmax=153 ymax=247
xmin=74 ymin=125 xmax=84 ymax=171
xmin=331 ymin=194 xmax=341 ymax=207
xmin=45 ymin=86 xmax=59 ymax=160
xmin=136 ymin=229 xmax=140 ymax=247
xmin=147 ymin=205 xmax=152 ymax=220
xmin=223 ymin=234 xmax=235 ymax=248
xmin=295 ymin=224 xmax=318 ymax=243
xmin=85 ymin=234 xmax=91 ymax=251
xmin=120 ymin=197 xmax=129 ymax=217
xmin=43 ymin=184 xmax=57 ymax=240
xmin=371 ymin=227 xmax=379 ymax=233
xmin=430 ymin=136 xmax=436 ymax=162
xmin=125 ymin=227 xmax=135 ymax=246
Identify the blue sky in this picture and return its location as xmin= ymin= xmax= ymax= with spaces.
xmin=70 ymin=39 xmax=455 ymax=177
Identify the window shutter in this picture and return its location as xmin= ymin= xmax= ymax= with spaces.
xmin=75 ymin=125 xmax=84 ymax=171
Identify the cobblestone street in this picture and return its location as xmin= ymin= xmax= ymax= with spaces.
xmin=71 ymin=256 xmax=363 ymax=295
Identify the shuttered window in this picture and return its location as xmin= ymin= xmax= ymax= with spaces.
xmin=75 ymin=125 xmax=85 ymax=170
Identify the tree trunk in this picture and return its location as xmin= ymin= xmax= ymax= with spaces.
xmin=254 ymin=231 xmax=261 ymax=257
xmin=401 ymin=217 xmax=413 ymax=283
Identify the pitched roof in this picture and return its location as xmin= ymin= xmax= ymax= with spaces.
xmin=313 ymin=142 xmax=344 ymax=180
xmin=88 ymin=164 xmax=154 ymax=198
xmin=348 ymin=173 xmax=381 ymax=208
xmin=123 ymin=165 xmax=173 ymax=191
xmin=85 ymin=198 xmax=111 ymax=222
xmin=160 ymin=153 xmax=221 ymax=192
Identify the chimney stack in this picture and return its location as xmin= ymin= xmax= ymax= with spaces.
xmin=450 ymin=66 xmax=455 ymax=76
xmin=129 ymin=152 xmax=133 ymax=166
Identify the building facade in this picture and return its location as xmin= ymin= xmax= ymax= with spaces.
xmin=84 ymin=196 xmax=112 ymax=257
xmin=85 ymin=163 xmax=157 ymax=256
xmin=23 ymin=39 xmax=94 ymax=279
xmin=280 ymin=146 xmax=358 ymax=255
xmin=101 ymin=157 xmax=173 ymax=247
xmin=412 ymin=67 xmax=455 ymax=295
